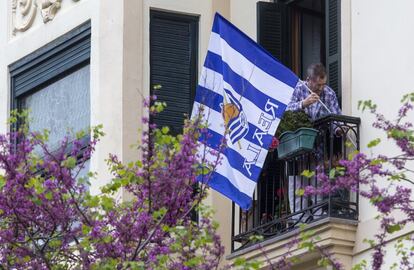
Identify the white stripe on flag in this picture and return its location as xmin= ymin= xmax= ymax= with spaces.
xmin=201 ymin=144 xmax=256 ymax=197
xmin=208 ymin=32 xmax=294 ymax=104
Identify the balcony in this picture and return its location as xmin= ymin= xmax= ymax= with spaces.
xmin=231 ymin=114 xmax=361 ymax=252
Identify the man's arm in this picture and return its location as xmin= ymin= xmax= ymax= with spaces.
xmin=325 ymin=88 xmax=342 ymax=115
xmin=286 ymin=87 xmax=304 ymax=112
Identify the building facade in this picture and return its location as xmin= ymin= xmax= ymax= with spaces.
xmin=1 ymin=0 xmax=413 ymax=269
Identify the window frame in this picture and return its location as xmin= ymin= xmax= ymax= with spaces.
xmin=9 ymin=21 xmax=92 ymax=159
xmin=9 ymin=21 xmax=91 ymax=116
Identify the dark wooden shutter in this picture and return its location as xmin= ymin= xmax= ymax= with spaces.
xmin=256 ymin=2 xmax=289 ymax=223
xmin=325 ymin=0 xmax=341 ymax=106
xmin=257 ymin=1 xmax=289 ymax=66
xmin=150 ymin=11 xmax=198 ymax=134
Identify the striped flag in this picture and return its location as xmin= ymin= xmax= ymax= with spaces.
xmin=192 ymin=13 xmax=298 ymax=210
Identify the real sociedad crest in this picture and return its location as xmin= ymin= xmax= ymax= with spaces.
xmin=220 ymin=89 xmax=249 ymax=146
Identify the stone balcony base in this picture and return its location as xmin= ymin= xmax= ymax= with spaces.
xmin=227 ymin=217 xmax=358 ymax=270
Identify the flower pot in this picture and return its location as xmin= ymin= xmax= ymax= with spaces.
xmin=277 ymin=128 xmax=318 ymax=159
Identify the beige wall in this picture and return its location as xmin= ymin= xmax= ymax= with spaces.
xmin=3 ymin=0 xmax=414 ymax=268
xmin=350 ymin=0 xmax=414 ymax=267
xmin=0 ymin=0 xmax=145 ymax=195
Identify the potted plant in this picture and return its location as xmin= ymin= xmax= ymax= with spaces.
xmin=274 ymin=111 xmax=318 ymax=159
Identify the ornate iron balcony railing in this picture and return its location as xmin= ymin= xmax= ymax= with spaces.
xmin=231 ymin=114 xmax=361 ymax=252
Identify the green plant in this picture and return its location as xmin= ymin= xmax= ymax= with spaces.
xmin=275 ymin=111 xmax=312 ymax=137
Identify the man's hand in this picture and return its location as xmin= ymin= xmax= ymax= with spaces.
xmin=335 ymin=126 xmax=350 ymax=136
xmin=302 ymin=93 xmax=320 ymax=108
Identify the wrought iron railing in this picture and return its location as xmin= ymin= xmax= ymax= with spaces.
xmin=231 ymin=114 xmax=361 ymax=252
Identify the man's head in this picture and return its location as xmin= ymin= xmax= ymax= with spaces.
xmin=306 ymin=63 xmax=327 ymax=95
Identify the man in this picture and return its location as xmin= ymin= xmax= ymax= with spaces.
xmin=285 ymin=63 xmax=343 ymax=220
xmin=287 ymin=63 xmax=341 ymax=120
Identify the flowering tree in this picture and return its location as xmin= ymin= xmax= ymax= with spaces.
xmin=0 ymin=99 xmax=224 ymax=269
xmin=3 ymin=91 xmax=414 ymax=269
xmin=302 ymin=93 xmax=414 ymax=270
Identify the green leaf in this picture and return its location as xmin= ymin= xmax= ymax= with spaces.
xmin=352 ymin=260 xmax=367 ymax=270
xmin=161 ymin=126 xmax=170 ymax=134
xmin=49 ymin=239 xmax=62 ymax=248
xmin=184 ymin=257 xmax=203 ymax=267
xmin=152 ymin=84 xmax=162 ymax=90
xmin=0 ymin=176 xmax=5 ymax=190
xmin=386 ymin=224 xmax=403 ymax=234
xmin=329 ymin=168 xmax=336 ymax=179
xmin=370 ymin=159 xmax=384 ymax=166
xmin=64 ymin=157 xmax=77 ymax=169
xmin=367 ymin=138 xmax=381 ymax=148
xmin=358 ymin=100 xmax=377 ymax=112
xmin=44 ymin=192 xmax=53 ymax=200
xmin=296 ymin=188 xmax=305 ymax=196
xmin=301 ymin=170 xmax=315 ymax=178
xmin=299 ymin=241 xmax=315 ymax=251
xmin=101 ymin=196 xmax=114 ymax=211
xmin=317 ymin=258 xmax=330 ymax=267
xmin=363 ymin=238 xmax=376 ymax=248
xmin=249 ymin=234 xmax=264 ymax=243
xmin=103 ymin=235 xmax=113 ymax=244
xmin=82 ymin=224 xmax=91 ymax=235
xmin=370 ymin=196 xmax=383 ymax=204
xmin=85 ymin=195 xmax=100 ymax=208
xmin=152 ymin=207 xmax=167 ymax=220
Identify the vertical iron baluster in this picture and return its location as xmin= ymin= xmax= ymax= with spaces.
xmin=300 ymin=156 xmax=303 ymax=211
xmin=328 ymin=119 xmax=334 ymax=217
xmin=231 ymin=202 xmax=235 ymax=252
xmin=293 ymin=159 xmax=296 ymax=214
xmin=272 ymin=160 xmax=275 ymax=220
xmin=253 ymin=190 xmax=257 ymax=228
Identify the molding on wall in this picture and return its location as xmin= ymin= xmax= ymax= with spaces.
xmin=11 ymin=0 xmax=81 ymax=35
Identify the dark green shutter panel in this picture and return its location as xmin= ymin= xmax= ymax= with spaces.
xmin=150 ymin=11 xmax=198 ymax=134
xmin=257 ymin=1 xmax=289 ymax=65
xmin=326 ymin=0 xmax=341 ymax=106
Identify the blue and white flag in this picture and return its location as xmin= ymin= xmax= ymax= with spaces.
xmin=192 ymin=13 xmax=299 ymax=210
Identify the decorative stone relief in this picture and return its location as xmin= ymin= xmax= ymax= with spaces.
xmin=12 ymin=0 xmax=38 ymax=34
xmin=40 ymin=0 xmax=62 ymax=23
xmin=11 ymin=0 xmax=81 ymax=35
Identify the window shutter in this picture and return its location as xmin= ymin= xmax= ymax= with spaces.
xmin=257 ymin=1 xmax=289 ymax=66
xmin=325 ymin=0 xmax=341 ymax=106
xmin=10 ymin=22 xmax=91 ymax=99
xmin=150 ymin=11 xmax=198 ymax=135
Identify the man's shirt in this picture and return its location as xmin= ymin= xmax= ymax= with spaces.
xmin=286 ymin=81 xmax=341 ymax=121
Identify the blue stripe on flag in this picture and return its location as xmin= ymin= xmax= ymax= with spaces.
xmin=198 ymin=172 xmax=252 ymax=209
xmin=194 ymin=86 xmax=274 ymax=149
xmin=198 ymin=130 xmax=262 ymax=181
xmin=204 ymin=51 xmax=287 ymax=119
xmin=194 ymin=85 xmax=222 ymax=110
xmin=211 ymin=13 xmax=298 ymax=89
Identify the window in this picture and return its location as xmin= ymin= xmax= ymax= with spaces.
xmin=9 ymin=22 xmax=91 ymax=167
xmin=150 ymin=10 xmax=199 ymax=135
xmin=233 ymin=0 xmax=341 ymax=241
xmin=150 ymin=10 xmax=199 ymax=221
xmin=257 ymin=0 xmax=340 ymax=102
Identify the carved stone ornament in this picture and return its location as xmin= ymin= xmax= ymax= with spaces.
xmin=40 ymin=0 xmax=62 ymax=23
xmin=12 ymin=0 xmax=38 ymax=34
xmin=11 ymin=0 xmax=81 ymax=35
